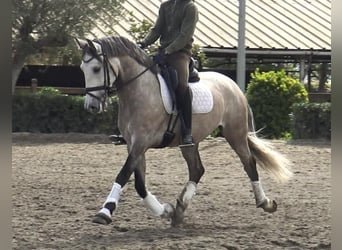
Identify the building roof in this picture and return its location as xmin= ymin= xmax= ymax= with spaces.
xmin=90 ymin=0 xmax=331 ymax=51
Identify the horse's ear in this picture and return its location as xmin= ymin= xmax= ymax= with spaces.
xmin=74 ymin=38 xmax=87 ymax=49
xmin=86 ymin=39 xmax=97 ymax=53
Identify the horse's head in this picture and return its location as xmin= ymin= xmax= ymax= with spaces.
xmin=76 ymin=36 xmax=158 ymax=113
xmin=75 ymin=38 xmax=118 ymax=113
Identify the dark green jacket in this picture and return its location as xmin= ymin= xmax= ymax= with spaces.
xmin=142 ymin=0 xmax=198 ymax=55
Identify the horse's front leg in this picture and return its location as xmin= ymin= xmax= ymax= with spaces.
xmin=134 ymin=156 xmax=175 ymax=220
xmin=93 ymin=152 xmax=175 ymax=225
xmin=92 ymin=153 xmax=139 ymax=225
xmin=172 ymin=145 xmax=204 ymax=226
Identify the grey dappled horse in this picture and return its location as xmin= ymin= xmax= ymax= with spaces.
xmin=76 ymin=36 xmax=292 ymax=226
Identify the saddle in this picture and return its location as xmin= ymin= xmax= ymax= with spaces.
xmin=159 ymin=57 xmax=200 ymax=108
xmin=189 ymin=58 xmax=200 ymax=82
xmin=158 ymin=58 xmax=200 ymax=148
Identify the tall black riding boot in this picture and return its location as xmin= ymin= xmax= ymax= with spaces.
xmin=179 ymin=87 xmax=194 ymax=147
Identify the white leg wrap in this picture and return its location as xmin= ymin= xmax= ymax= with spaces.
xmin=103 ymin=182 xmax=122 ymax=207
xmin=98 ymin=207 xmax=112 ymax=218
xmin=251 ymin=181 xmax=267 ymax=207
xmin=142 ymin=192 xmax=164 ymax=216
xmin=181 ymin=181 xmax=197 ymax=204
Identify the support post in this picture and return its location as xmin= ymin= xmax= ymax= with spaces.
xmin=237 ymin=0 xmax=246 ymax=92
xmin=31 ymin=78 xmax=38 ymax=93
xmin=299 ymin=59 xmax=306 ymax=84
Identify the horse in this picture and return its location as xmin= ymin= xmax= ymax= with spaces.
xmin=75 ymin=35 xmax=292 ymax=226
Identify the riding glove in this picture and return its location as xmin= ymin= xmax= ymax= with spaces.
xmin=137 ymin=42 xmax=146 ymax=49
xmin=153 ymin=49 xmax=167 ymax=65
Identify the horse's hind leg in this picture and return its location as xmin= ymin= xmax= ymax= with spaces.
xmin=172 ymin=144 xmax=204 ymax=226
xmin=222 ymin=128 xmax=277 ymax=213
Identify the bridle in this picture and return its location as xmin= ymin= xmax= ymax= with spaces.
xmin=82 ymin=41 xmax=118 ymax=103
xmin=83 ymin=40 xmax=155 ymax=105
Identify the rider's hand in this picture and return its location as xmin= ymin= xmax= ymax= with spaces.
xmin=153 ymin=49 xmax=167 ymax=65
xmin=137 ymin=42 xmax=146 ymax=49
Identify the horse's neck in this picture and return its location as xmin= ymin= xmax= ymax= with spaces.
xmin=115 ymin=56 xmax=160 ymax=107
xmin=117 ymin=56 xmax=140 ymax=81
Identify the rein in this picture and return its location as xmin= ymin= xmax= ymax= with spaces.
xmin=115 ymin=64 xmax=154 ymax=92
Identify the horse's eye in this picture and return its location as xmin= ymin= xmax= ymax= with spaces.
xmin=93 ymin=66 xmax=101 ymax=73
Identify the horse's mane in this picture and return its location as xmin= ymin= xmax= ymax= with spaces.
xmin=94 ymin=36 xmax=158 ymax=74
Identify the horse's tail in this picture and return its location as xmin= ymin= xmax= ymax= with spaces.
xmin=247 ymin=105 xmax=293 ymax=183
xmin=247 ymin=104 xmax=256 ymax=133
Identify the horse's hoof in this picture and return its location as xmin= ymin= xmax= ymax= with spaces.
xmin=161 ymin=203 xmax=175 ymax=220
xmin=92 ymin=213 xmax=112 ymax=225
xmin=171 ymin=201 xmax=185 ymax=227
xmin=259 ymin=199 xmax=277 ymax=213
xmin=171 ymin=211 xmax=184 ymax=227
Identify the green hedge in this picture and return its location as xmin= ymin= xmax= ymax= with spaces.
xmin=291 ymin=102 xmax=331 ymax=140
xmin=12 ymin=92 xmax=119 ymax=134
xmin=246 ymin=69 xmax=308 ymax=138
xmin=13 ymin=89 xmax=331 ymax=140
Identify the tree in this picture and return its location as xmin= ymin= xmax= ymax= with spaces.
xmin=12 ymin=0 xmax=125 ymax=93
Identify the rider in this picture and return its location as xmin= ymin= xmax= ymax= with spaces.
xmin=138 ymin=0 xmax=199 ymax=147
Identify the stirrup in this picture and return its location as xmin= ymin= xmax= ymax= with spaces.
xmin=179 ymin=142 xmax=195 ymax=147
xmin=108 ymin=134 xmax=126 ymax=145
xmin=179 ymin=135 xmax=194 ymax=147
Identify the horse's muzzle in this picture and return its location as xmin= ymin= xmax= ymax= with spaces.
xmin=84 ymin=95 xmax=103 ymax=113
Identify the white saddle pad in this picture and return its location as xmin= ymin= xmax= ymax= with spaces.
xmin=158 ymin=74 xmax=213 ymax=114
